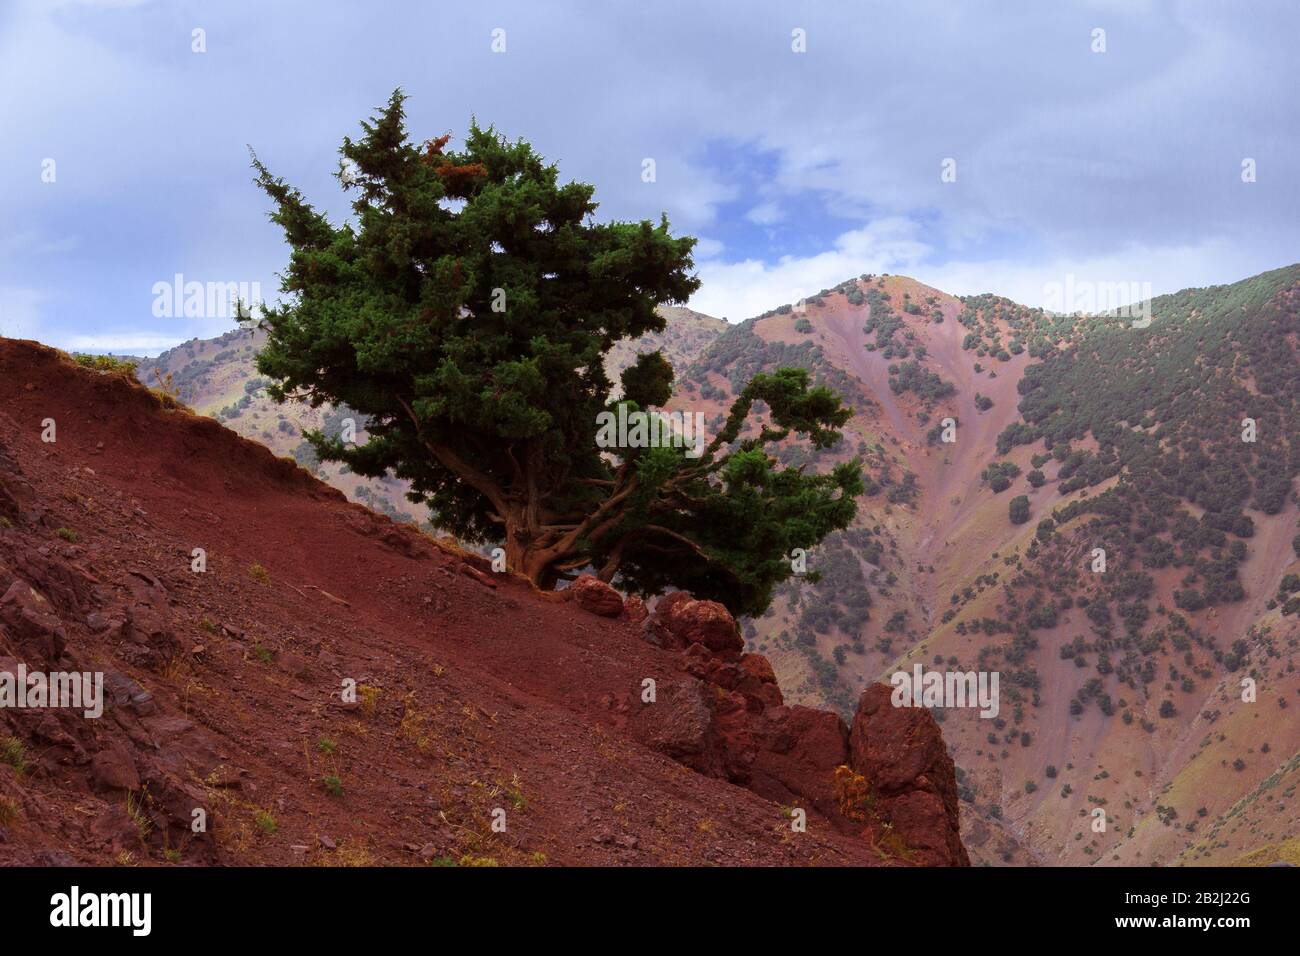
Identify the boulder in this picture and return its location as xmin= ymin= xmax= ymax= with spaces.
xmin=91 ymin=745 xmax=140 ymax=792
xmin=744 ymin=705 xmax=849 ymax=820
xmin=644 ymin=591 xmax=742 ymax=656
xmin=15 ymin=548 xmax=100 ymax=618
xmin=847 ymin=683 xmax=970 ymax=866
xmin=88 ymin=804 xmax=141 ymax=853
xmin=620 ymin=595 xmax=648 ymax=623
xmin=122 ymin=602 xmax=180 ymax=668
xmin=569 ymin=574 xmax=624 ymax=617
xmin=0 ymin=580 xmax=66 ymax=665
xmin=627 ymin=676 xmax=720 ymax=774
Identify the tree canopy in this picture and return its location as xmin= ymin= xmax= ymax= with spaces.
xmin=248 ymin=91 xmax=863 ymax=615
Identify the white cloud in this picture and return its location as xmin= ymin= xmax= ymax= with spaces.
xmin=696 ymin=223 xmax=1294 ymax=321
xmin=58 ymin=333 xmax=186 ymax=355
xmin=689 ymin=229 xmax=1290 ymax=323
xmin=0 ymin=287 xmax=43 ymax=339
xmin=692 ymin=237 xmax=725 ymax=259
xmin=0 ymin=0 xmax=1294 ymax=348
xmin=745 ymin=202 xmax=783 ymax=225
xmin=925 ymin=239 xmax=1281 ymax=310
xmin=689 ymin=217 xmax=930 ymax=320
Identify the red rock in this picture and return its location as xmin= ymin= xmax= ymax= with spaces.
xmin=645 ymin=591 xmax=742 ymax=655
xmin=847 ymin=683 xmax=969 ymax=866
xmin=620 ymin=595 xmax=648 ymax=623
xmin=122 ymin=602 xmax=180 ymax=668
xmin=459 ymin=563 xmax=497 ymax=589
xmin=740 ymin=705 xmax=848 ymax=817
xmin=629 ymin=677 xmax=715 ymax=763
xmin=91 ymin=746 xmax=140 ymax=792
xmin=739 ymin=653 xmax=777 ymax=685
xmin=88 ymin=804 xmax=140 ymax=852
xmin=0 ymin=340 xmax=975 ymax=868
xmin=16 ymin=548 xmax=101 ymax=617
xmin=570 ymin=574 xmax=624 ymax=617
xmin=0 ymin=579 xmax=66 ymax=665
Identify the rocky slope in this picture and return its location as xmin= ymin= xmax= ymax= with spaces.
xmin=0 ymin=339 xmax=967 ymax=866
xmin=671 ymin=267 xmax=1300 ymax=867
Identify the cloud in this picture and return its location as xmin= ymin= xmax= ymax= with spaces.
xmin=0 ymin=287 xmax=43 ymax=340
xmin=690 ymin=217 xmax=930 ymax=320
xmin=925 ymin=239 xmax=1284 ymax=310
xmin=745 ymin=202 xmax=783 ymax=226
xmin=689 ymin=228 xmax=1290 ymax=322
xmin=692 ymin=237 xmax=725 ymax=259
xmin=57 ymin=333 xmax=186 ymax=355
xmin=0 ymin=0 xmax=1295 ymax=346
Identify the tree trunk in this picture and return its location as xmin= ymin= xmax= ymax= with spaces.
xmin=503 ymin=515 xmax=564 ymax=590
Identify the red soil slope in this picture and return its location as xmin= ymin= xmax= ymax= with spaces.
xmin=0 ymin=339 xmax=967 ymax=866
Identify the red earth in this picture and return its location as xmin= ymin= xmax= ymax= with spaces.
xmin=0 ymin=339 xmax=968 ymax=867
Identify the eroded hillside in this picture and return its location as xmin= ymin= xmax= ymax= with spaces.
xmin=0 ymin=339 xmax=967 ymax=866
xmin=673 ymin=268 xmax=1300 ymax=867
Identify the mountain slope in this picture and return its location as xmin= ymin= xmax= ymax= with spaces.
xmin=673 ymin=267 xmax=1300 ymax=866
xmin=89 ymin=264 xmax=1300 ymax=867
xmin=0 ymin=338 xmax=965 ymax=866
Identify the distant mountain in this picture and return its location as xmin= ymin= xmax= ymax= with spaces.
xmin=133 ymin=265 xmax=1300 ymax=866
xmin=604 ymin=304 xmax=729 ymax=386
xmin=668 ymin=266 xmax=1300 ymax=866
xmin=133 ymin=306 xmax=730 ymax=529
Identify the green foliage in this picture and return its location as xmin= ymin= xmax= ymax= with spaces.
xmin=982 ymin=460 xmax=1021 ymax=493
xmin=73 ymin=353 xmax=138 ymax=378
xmin=1003 ymin=267 xmax=1300 ymax=518
xmin=249 ymin=92 xmax=861 ymax=615
xmin=620 ymin=352 xmax=674 ymax=408
xmin=1008 ymin=495 xmax=1030 ymax=525
xmin=792 ymin=528 xmax=877 ymax=636
xmin=987 ymin=265 xmax=1300 ymax=633
xmin=1 ymin=736 xmax=29 ymax=774
xmin=888 ymin=360 xmax=956 ymax=402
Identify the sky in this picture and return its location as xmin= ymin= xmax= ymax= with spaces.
xmin=1 ymin=0 xmax=1297 ymax=354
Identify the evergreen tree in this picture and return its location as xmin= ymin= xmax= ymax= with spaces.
xmin=1009 ymin=495 xmax=1031 ymax=525
xmin=248 ymin=92 xmax=862 ymax=615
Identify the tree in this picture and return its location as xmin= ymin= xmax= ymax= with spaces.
xmin=247 ymin=92 xmax=862 ymax=615
xmin=1009 ymin=495 xmax=1030 ymax=525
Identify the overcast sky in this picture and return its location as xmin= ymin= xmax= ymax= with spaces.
xmin=2 ymin=0 xmax=1297 ymax=354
